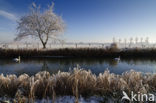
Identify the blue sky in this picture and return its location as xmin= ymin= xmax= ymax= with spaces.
xmin=0 ymin=0 xmax=156 ymax=43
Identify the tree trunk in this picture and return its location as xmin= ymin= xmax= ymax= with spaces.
xmin=42 ymin=43 xmax=46 ymax=49
xmin=38 ymin=34 xmax=48 ymax=49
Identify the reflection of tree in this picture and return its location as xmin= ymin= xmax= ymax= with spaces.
xmin=109 ymin=60 xmax=119 ymax=67
xmin=41 ymin=61 xmax=49 ymax=71
xmin=40 ymin=60 xmax=62 ymax=74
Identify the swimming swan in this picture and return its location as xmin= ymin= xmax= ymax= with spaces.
xmin=114 ymin=56 xmax=120 ymax=61
xmin=13 ymin=56 xmax=21 ymax=62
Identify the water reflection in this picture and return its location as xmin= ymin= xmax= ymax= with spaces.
xmin=0 ymin=58 xmax=156 ymax=76
xmin=41 ymin=61 xmax=49 ymax=71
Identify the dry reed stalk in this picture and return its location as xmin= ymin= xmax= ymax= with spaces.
xmin=1 ymin=67 xmax=156 ymax=102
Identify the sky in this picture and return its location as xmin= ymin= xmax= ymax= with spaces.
xmin=0 ymin=0 xmax=156 ymax=43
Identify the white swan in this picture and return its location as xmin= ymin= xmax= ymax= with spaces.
xmin=0 ymin=100 xmax=10 ymax=103
xmin=13 ymin=56 xmax=21 ymax=62
xmin=114 ymin=56 xmax=120 ymax=61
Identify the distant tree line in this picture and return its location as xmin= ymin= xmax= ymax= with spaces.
xmin=112 ymin=37 xmax=149 ymax=48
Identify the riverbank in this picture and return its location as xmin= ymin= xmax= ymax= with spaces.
xmin=1 ymin=48 xmax=156 ymax=58
xmin=0 ymin=67 xmax=155 ymax=102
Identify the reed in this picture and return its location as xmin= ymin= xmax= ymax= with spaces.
xmin=0 ymin=67 xmax=156 ymax=102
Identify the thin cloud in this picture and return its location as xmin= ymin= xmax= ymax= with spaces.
xmin=0 ymin=10 xmax=17 ymax=21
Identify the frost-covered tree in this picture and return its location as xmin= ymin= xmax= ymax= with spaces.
xmin=15 ymin=3 xmax=65 ymax=49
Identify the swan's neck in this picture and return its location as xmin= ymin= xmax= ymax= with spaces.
xmin=18 ymin=56 xmax=21 ymax=61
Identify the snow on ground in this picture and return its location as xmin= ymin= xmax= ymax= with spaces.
xmin=35 ymin=96 xmax=104 ymax=103
xmin=0 ymin=96 xmax=104 ymax=103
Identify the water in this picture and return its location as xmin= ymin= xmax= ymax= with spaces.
xmin=0 ymin=57 xmax=156 ymax=76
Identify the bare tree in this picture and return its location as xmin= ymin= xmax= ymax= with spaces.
xmin=112 ymin=37 xmax=116 ymax=43
xmin=135 ymin=37 xmax=138 ymax=44
xmin=145 ymin=37 xmax=149 ymax=44
xmin=140 ymin=37 xmax=143 ymax=48
xmin=145 ymin=37 xmax=149 ymax=47
xmin=129 ymin=37 xmax=133 ymax=48
xmin=140 ymin=37 xmax=143 ymax=44
xmin=124 ymin=38 xmax=127 ymax=48
xmin=15 ymin=3 xmax=65 ymax=49
xmin=118 ymin=38 xmax=121 ymax=44
xmin=130 ymin=37 xmax=133 ymax=43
